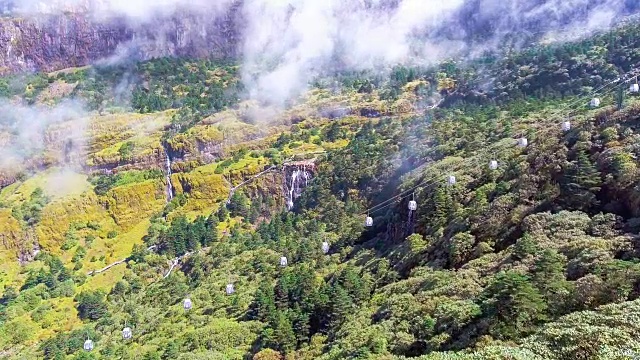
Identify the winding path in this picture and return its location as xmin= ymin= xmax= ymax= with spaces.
xmin=225 ymin=165 xmax=277 ymax=204
xmin=87 ymin=245 xmax=157 ymax=276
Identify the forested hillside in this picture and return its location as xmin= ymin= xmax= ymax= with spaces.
xmin=2 ymin=19 xmax=640 ymax=360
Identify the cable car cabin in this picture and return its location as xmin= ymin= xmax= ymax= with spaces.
xmin=183 ymin=298 xmax=193 ymax=310
xmin=322 ymin=241 xmax=330 ymax=254
xmin=489 ymin=160 xmax=498 ymax=170
xmin=631 ymin=84 xmax=639 ymax=93
xmin=122 ymin=327 xmax=132 ymax=340
xmin=561 ymin=121 xmax=571 ymax=132
xmin=84 ymin=339 xmax=94 ymax=351
xmin=447 ymin=175 xmax=456 ymax=185
xmin=226 ymin=283 xmax=235 ymax=295
xmin=590 ymin=98 xmax=601 ymax=108
xmin=408 ymin=200 xmax=417 ymax=211
xmin=280 ymin=256 xmax=288 ymax=267
xmin=365 ymin=216 xmax=373 ymax=227
xmin=517 ymin=138 xmax=528 ymax=147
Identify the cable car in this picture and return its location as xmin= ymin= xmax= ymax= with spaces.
xmin=447 ymin=175 xmax=456 ymax=185
xmin=630 ymin=83 xmax=639 ymax=93
xmin=226 ymin=283 xmax=235 ymax=295
xmin=183 ymin=298 xmax=192 ymax=311
xmin=489 ymin=160 xmax=498 ymax=170
xmin=517 ymin=138 xmax=528 ymax=147
xmin=280 ymin=256 xmax=288 ymax=267
xmin=84 ymin=339 xmax=94 ymax=351
xmin=561 ymin=121 xmax=571 ymax=132
xmin=590 ymin=98 xmax=600 ymax=108
xmin=365 ymin=216 xmax=373 ymax=227
xmin=322 ymin=241 xmax=330 ymax=254
xmin=408 ymin=200 xmax=417 ymax=211
xmin=122 ymin=327 xmax=132 ymax=340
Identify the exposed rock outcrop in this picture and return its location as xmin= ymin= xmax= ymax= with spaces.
xmin=0 ymin=5 xmax=240 ymax=74
xmin=0 ymin=0 xmax=638 ymax=75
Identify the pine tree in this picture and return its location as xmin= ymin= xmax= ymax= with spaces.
xmin=274 ymin=276 xmax=291 ymax=310
xmin=480 ymin=271 xmax=547 ymax=340
xmin=575 ymin=150 xmax=602 ymax=192
xmin=229 ymin=191 xmax=250 ymax=218
xmin=162 ymin=341 xmax=180 ymax=360
xmin=272 ymin=311 xmax=296 ymax=353
xmin=168 ymin=216 xmax=190 ymax=255
xmin=616 ymin=84 xmax=625 ymax=110
xmin=292 ymin=307 xmax=310 ymax=345
xmin=329 ymin=284 xmax=352 ymax=331
xmin=532 ymin=249 xmax=566 ymax=289
xmin=217 ymin=204 xmax=230 ymax=221
xmin=532 ymin=249 xmax=570 ymax=316
xmin=340 ymin=266 xmax=369 ymax=303
xmin=204 ymin=213 xmax=219 ymax=245
xmin=191 ymin=216 xmax=207 ymax=246
xmin=563 ymin=149 xmax=601 ymax=210
xmin=432 ymin=186 xmax=451 ymax=229
xmin=43 ymin=271 xmax=57 ymax=289
xmin=206 ymin=212 xmax=219 ymax=228
xmin=253 ymin=280 xmax=277 ymax=323
xmin=185 ymin=255 xmax=204 ymax=286
xmin=75 ymin=290 xmax=109 ymax=321
xmin=1 ymin=286 xmax=17 ymax=305
xmin=57 ymin=266 xmax=73 ymax=282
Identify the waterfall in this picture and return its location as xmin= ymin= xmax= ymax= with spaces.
xmin=285 ymin=165 xmax=313 ymax=210
xmin=287 ymin=169 xmax=300 ymax=209
xmin=163 ymin=147 xmax=174 ymax=202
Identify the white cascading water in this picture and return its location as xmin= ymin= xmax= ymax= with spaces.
xmin=286 ymin=166 xmax=312 ymax=210
xmin=164 ymin=148 xmax=174 ymax=202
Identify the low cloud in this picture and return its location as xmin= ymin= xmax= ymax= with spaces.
xmin=0 ymin=99 xmax=89 ymax=173
xmin=6 ymin=0 xmax=640 ymax=107
xmin=240 ymin=0 xmax=638 ymax=106
xmin=11 ymin=0 xmax=236 ymax=21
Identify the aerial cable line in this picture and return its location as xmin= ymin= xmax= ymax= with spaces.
xmin=360 ymin=67 xmax=640 ymax=218
xmin=364 ymin=136 xmax=519 ymax=215
xmin=541 ymin=70 xmax=635 ymax=123
xmin=363 ymin=141 xmax=513 ymax=215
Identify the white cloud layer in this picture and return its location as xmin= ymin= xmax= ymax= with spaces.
xmin=6 ymin=0 xmax=639 ymax=105
xmin=0 ymin=99 xmax=87 ymax=171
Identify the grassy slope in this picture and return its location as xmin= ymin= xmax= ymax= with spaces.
xmin=0 ymin=60 xmax=410 ymax=357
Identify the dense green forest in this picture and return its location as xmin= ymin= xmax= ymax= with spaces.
xmin=3 ymin=19 xmax=640 ymax=360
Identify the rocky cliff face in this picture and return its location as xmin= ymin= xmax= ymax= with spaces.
xmin=0 ymin=0 xmax=638 ymax=75
xmin=0 ymin=6 xmax=239 ymax=74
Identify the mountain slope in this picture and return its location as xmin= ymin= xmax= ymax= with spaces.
xmin=2 ymin=16 xmax=640 ymax=360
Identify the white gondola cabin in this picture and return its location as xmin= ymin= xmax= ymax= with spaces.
xmin=122 ymin=327 xmax=132 ymax=340
xmin=280 ymin=256 xmax=288 ymax=267
xmin=365 ymin=216 xmax=373 ymax=227
xmin=517 ymin=138 xmax=528 ymax=148
xmin=590 ymin=98 xmax=601 ymax=108
xmin=489 ymin=160 xmax=498 ymax=170
xmin=226 ymin=283 xmax=235 ymax=295
xmin=183 ymin=298 xmax=193 ymax=311
xmin=447 ymin=175 xmax=456 ymax=185
xmin=84 ymin=339 xmax=94 ymax=351
xmin=322 ymin=241 xmax=330 ymax=254
xmin=631 ymin=83 xmax=639 ymax=93
xmin=408 ymin=200 xmax=417 ymax=211
xmin=561 ymin=121 xmax=571 ymax=132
